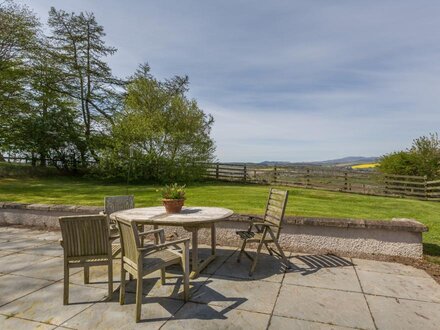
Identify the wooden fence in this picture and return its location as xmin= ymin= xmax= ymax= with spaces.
xmin=206 ymin=163 xmax=440 ymax=201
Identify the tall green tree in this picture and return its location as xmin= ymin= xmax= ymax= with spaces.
xmin=47 ymin=7 xmax=124 ymax=161
xmin=98 ymin=64 xmax=215 ymax=182
xmin=0 ymin=0 xmax=39 ymax=156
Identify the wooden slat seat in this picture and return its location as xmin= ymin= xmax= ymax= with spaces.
xmin=141 ymin=249 xmax=182 ymax=273
xmin=236 ymin=188 xmax=290 ymax=276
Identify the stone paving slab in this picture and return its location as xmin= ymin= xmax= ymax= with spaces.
xmin=352 ymin=258 xmax=431 ymax=278
xmin=62 ymin=293 xmax=183 ymax=330
xmin=357 ymin=270 xmax=440 ymax=303
xmin=12 ymin=256 xmax=74 ymax=281
xmin=190 ymin=276 xmax=281 ymax=314
xmin=161 ymin=302 xmax=271 ymax=330
xmin=0 ymin=238 xmax=53 ymax=250
xmin=273 ymin=285 xmax=375 ymax=329
xmin=0 ymin=314 xmax=56 ymax=330
xmin=0 ymin=252 xmax=53 ymax=274
xmin=21 ymin=242 xmax=64 ymax=257
xmin=367 ymin=295 xmax=440 ymax=330
xmin=284 ymin=265 xmax=362 ymax=292
xmin=268 ymin=315 xmax=353 ymax=330
xmin=0 ymin=282 xmax=107 ymax=326
xmin=0 ymin=274 xmax=53 ymax=306
xmin=0 ymin=250 xmax=18 ymax=257
xmin=214 ymin=252 xmax=287 ymax=283
xmin=0 ymin=226 xmax=440 ymax=329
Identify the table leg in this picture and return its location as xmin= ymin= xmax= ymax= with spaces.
xmin=186 ymin=225 xmax=217 ymax=279
xmin=191 ymin=228 xmax=199 ymax=278
xmin=153 ymin=224 xmax=166 ymax=284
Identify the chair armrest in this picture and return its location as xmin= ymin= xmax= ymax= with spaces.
xmin=252 ymin=222 xmax=277 ymax=227
xmin=109 ymin=235 xmax=119 ymax=241
xmin=156 ymin=238 xmax=190 ymax=249
xmin=138 ymin=228 xmax=164 ymax=237
xmin=248 ymin=216 xmax=264 ymax=223
xmin=137 ymin=238 xmax=190 ymax=253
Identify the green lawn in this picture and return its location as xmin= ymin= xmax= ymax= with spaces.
xmin=1 ymin=176 xmax=439 ymax=260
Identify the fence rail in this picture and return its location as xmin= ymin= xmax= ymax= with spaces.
xmin=1 ymin=156 xmax=95 ymax=168
xmin=206 ymin=163 xmax=440 ymax=201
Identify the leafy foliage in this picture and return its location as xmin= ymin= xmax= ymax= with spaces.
xmin=160 ymin=183 xmax=186 ymax=200
xmin=97 ymin=64 xmax=215 ymax=182
xmin=0 ymin=2 xmax=215 ymax=181
xmin=379 ymin=133 xmax=440 ymax=179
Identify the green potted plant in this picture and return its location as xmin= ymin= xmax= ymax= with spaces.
xmin=161 ymin=183 xmax=186 ymax=213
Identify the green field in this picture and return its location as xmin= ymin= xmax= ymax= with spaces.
xmin=0 ymin=176 xmax=439 ymax=261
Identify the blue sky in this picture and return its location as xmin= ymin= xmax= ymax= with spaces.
xmin=18 ymin=0 xmax=440 ymax=162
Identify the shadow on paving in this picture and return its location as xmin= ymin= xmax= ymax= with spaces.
xmin=292 ymin=254 xmax=354 ymax=275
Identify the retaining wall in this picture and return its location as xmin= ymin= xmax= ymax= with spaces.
xmin=0 ymin=202 xmax=428 ymax=259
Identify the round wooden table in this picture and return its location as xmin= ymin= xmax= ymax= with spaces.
xmin=110 ymin=206 xmax=234 ymax=278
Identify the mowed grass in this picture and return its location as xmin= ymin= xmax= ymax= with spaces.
xmin=0 ymin=176 xmax=439 ymax=260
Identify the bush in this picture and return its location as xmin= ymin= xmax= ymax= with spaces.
xmin=379 ymin=133 xmax=440 ymax=179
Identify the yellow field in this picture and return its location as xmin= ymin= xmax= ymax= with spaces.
xmin=352 ymin=163 xmax=379 ymax=169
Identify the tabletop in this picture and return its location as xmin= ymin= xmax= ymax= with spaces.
xmin=110 ymin=206 xmax=234 ymax=226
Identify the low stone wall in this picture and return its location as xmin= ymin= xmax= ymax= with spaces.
xmin=0 ymin=202 xmax=428 ymax=259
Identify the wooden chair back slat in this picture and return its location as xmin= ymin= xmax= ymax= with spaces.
xmin=263 ymin=188 xmax=288 ymax=238
xmin=104 ymin=195 xmax=135 ymax=217
xmin=59 ymin=215 xmax=110 ymax=258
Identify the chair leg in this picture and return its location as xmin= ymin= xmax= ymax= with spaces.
xmin=265 ymin=243 xmax=274 ymax=256
xmin=107 ymin=261 xmax=113 ymax=301
xmin=135 ymin=270 xmax=143 ymax=323
xmin=63 ymin=263 xmax=69 ymax=305
xmin=237 ymin=240 xmax=247 ymax=263
xmin=249 ymin=241 xmax=264 ymax=276
xmin=120 ymin=264 xmax=126 ymax=305
xmin=160 ymin=268 xmax=166 ymax=285
xmin=84 ymin=265 xmax=90 ymax=284
xmin=273 ymin=238 xmax=290 ymax=268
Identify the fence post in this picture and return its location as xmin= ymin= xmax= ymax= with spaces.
xmin=344 ymin=172 xmax=348 ymax=191
xmin=306 ymin=168 xmax=310 ymax=188
xmin=424 ymin=175 xmax=428 ymax=200
xmin=243 ymin=164 xmax=247 ymax=182
xmin=273 ymin=166 xmax=277 ymax=184
xmin=215 ymin=163 xmax=219 ymax=180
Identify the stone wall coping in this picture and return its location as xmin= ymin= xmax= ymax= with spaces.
xmin=0 ymin=202 xmax=103 ymax=213
xmin=0 ymin=202 xmax=428 ymax=233
xmin=228 ymin=214 xmax=428 ymax=233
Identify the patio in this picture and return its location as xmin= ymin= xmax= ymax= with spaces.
xmin=0 ymin=226 xmax=440 ymax=329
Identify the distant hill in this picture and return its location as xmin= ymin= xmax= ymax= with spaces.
xmin=311 ymin=156 xmax=379 ymax=165
xmin=242 ymin=156 xmax=379 ymax=167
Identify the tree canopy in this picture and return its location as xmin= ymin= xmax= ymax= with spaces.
xmin=0 ymin=1 xmax=215 ymax=181
xmin=97 ymin=64 xmax=215 ymax=182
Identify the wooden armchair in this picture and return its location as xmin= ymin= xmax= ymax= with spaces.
xmin=59 ymin=215 xmax=115 ymax=304
xmin=115 ymin=217 xmax=190 ymax=323
xmin=236 ymin=188 xmax=290 ymax=276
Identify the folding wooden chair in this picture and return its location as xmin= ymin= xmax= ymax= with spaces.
xmin=236 ymin=188 xmax=290 ymax=276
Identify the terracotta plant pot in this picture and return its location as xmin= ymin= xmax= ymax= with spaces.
xmin=163 ymin=199 xmax=185 ymax=214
